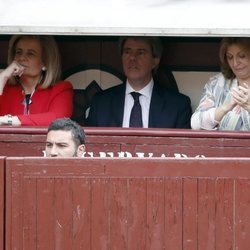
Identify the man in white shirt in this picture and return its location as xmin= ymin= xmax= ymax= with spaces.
xmin=87 ymin=36 xmax=192 ymax=128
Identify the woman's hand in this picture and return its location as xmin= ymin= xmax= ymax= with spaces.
xmin=231 ymin=83 xmax=250 ymax=112
xmin=0 ymin=115 xmax=21 ymax=126
xmin=2 ymin=61 xmax=26 ymax=79
xmin=0 ymin=115 xmax=11 ymax=125
xmin=0 ymin=61 xmax=26 ymax=94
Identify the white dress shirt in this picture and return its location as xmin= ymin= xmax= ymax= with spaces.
xmin=122 ymin=79 xmax=154 ymax=128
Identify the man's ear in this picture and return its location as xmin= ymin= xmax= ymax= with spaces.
xmin=77 ymin=144 xmax=85 ymax=157
xmin=152 ymin=57 xmax=160 ymax=69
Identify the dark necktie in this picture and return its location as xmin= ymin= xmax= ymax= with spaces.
xmin=129 ymin=92 xmax=143 ymax=127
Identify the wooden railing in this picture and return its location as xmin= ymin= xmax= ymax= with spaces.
xmin=0 ymin=127 xmax=250 ymax=157
xmin=0 ymin=157 xmax=4 ymax=250
xmin=4 ymin=157 xmax=250 ymax=250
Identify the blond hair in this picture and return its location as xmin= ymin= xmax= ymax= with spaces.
xmin=8 ymin=35 xmax=61 ymax=88
xmin=219 ymin=37 xmax=250 ymax=80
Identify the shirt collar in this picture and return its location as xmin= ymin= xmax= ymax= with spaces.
xmin=125 ymin=78 xmax=154 ymax=98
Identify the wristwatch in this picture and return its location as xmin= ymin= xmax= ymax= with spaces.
xmin=7 ymin=114 xmax=13 ymax=125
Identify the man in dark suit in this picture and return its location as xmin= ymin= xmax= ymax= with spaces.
xmin=86 ymin=36 xmax=192 ymax=128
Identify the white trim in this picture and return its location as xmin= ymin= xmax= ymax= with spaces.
xmin=1 ymin=0 xmax=250 ymax=36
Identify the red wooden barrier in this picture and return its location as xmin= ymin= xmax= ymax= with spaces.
xmin=0 ymin=157 xmax=4 ymax=250
xmin=0 ymin=127 xmax=250 ymax=157
xmin=5 ymin=157 xmax=250 ymax=250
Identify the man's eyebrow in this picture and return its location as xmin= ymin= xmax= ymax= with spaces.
xmin=45 ymin=141 xmax=68 ymax=145
xmin=55 ymin=142 xmax=69 ymax=146
xmin=137 ymin=48 xmax=148 ymax=52
xmin=123 ymin=48 xmax=148 ymax=52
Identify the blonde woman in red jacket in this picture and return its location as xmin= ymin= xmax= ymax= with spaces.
xmin=0 ymin=35 xmax=73 ymax=126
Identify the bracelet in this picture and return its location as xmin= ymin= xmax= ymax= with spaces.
xmin=7 ymin=114 xmax=13 ymax=125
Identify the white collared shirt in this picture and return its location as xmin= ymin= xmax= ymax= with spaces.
xmin=122 ymin=79 xmax=154 ymax=128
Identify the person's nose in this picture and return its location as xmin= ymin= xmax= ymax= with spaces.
xmin=128 ymin=51 xmax=136 ymax=61
xmin=15 ymin=52 xmax=27 ymax=62
xmin=233 ymin=57 xmax=240 ymax=67
xmin=50 ymin=145 xmax=59 ymax=157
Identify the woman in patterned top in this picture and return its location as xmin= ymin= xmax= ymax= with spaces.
xmin=191 ymin=37 xmax=250 ymax=131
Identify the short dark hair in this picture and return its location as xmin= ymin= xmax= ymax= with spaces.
xmin=118 ymin=36 xmax=163 ymax=59
xmin=219 ymin=37 xmax=250 ymax=79
xmin=118 ymin=36 xmax=163 ymax=75
xmin=47 ymin=118 xmax=85 ymax=146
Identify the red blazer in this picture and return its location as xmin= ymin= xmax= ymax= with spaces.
xmin=0 ymin=81 xmax=73 ymax=126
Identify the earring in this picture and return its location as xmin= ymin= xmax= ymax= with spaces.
xmin=42 ymin=66 xmax=47 ymax=71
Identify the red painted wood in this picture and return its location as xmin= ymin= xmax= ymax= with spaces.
xmin=23 ymin=178 xmax=37 ymax=249
xmin=127 ymin=179 xmax=147 ymax=250
xmin=198 ymin=179 xmax=216 ymax=250
xmin=215 ymin=179 xmax=234 ymax=249
xmin=7 ymin=168 xmax=22 ymax=249
xmin=91 ymin=178 xmax=110 ymax=250
xmin=71 ymin=179 xmax=91 ymax=249
xmin=54 ymin=179 xmax=73 ymax=250
xmin=235 ymin=180 xmax=250 ymax=250
xmin=183 ymin=179 xmax=198 ymax=250
xmin=1 ymin=127 xmax=250 ymax=157
xmin=5 ymin=157 xmax=250 ymax=249
xmin=146 ymin=178 xmax=165 ymax=249
xmin=165 ymin=179 xmax=183 ymax=250
xmin=110 ymin=179 xmax=128 ymax=250
xmin=37 ymin=178 xmax=55 ymax=249
xmin=0 ymin=157 xmax=4 ymax=250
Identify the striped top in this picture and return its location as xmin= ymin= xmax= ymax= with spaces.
xmin=191 ymin=73 xmax=250 ymax=131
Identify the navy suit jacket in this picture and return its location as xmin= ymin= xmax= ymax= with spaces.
xmin=86 ymin=83 xmax=192 ymax=128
